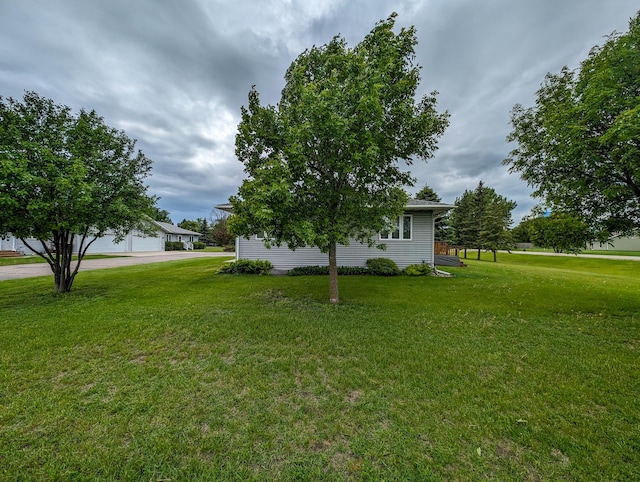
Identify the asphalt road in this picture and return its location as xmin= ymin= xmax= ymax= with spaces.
xmin=0 ymin=251 xmax=234 ymax=281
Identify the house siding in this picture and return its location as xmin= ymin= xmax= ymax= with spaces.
xmin=2 ymin=231 xmax=163 ymax=254
xmin=236 ymin=211 xmax=434 ymax=270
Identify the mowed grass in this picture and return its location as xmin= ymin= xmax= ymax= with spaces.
xmin=0 ymin=254 xmax=638 ymax=480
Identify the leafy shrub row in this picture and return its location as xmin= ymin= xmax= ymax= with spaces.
xmin=288 ymin=259 xmax=437 ymax=277
xmin=165 ymin=241 xmax=185 ymax=251
xmin=192 ymin=241 xmax=206 ymax=250
xmin=288 ymin=265 xmax=370 ymax=276
xmin=218 ymin=259 xmax=273 ymax=275
xmin=222 ymin=245 xmax=235 ymax=252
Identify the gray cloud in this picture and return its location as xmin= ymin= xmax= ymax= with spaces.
xmin=1 ymin=0 xmax=637 ymax=224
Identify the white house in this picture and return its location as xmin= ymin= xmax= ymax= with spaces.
xmin=0 ymin=221 xmax=201 ymax=255
xmin=216 ymin=200 xmax=455 ymax=270
xmin=592 ymin=235 xmax=640 ymax=251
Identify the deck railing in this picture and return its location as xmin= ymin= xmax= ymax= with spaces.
xmin=434 ymin=242 xmax=460 ymax=256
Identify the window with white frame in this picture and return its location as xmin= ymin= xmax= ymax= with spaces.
xmin=380 ymin=215 xmax=412 ymax=240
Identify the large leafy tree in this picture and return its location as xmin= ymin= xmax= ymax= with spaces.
xmin=504 ymin=12 xmax=640 ymax=238
xmin=230 ymin=14 xmax=449 ymax=303
xmin=0 ymin=92 xmax=155 ymax=292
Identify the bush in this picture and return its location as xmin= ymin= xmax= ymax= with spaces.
xmin=192 ymin=241 xmax=206 ymax=250
xmin=165 ymin=241 xmax=185 ymax=251
xmin=403 ymin=263 xmax=433 ymax=276
xmin=288 ymin=265 xmax=370 ymax=276
xmin=365 ymin=258 xmax=400 ymax=276
xmin=218 ymin=259 xmax=272 ymax=275
xmin=222 ymin=245 xmax=235 ymax=252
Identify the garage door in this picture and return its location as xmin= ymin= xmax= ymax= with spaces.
xmin=131 ymin=233 xmax=163 ymax=252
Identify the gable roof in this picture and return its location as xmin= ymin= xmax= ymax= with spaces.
xmin=152 ymin=221 xmax=201 ymax=236
xmin=215 ymin=200 xmax=455 ymax=215
xmin=405 ymin=199 xmax=455 ymax=215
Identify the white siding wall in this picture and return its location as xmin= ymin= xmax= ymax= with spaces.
xmin=236 ymin=211 xmax=434 ymax=270
xmin=1 ymin=231 xmax=162 ymax=254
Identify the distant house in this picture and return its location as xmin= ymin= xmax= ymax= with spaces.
xmin=0 ymin=221 xmax=201 ymax=255
xmin=216 ymin=200 xmax=455 ymax=270
xmin=592 ymin=235 xmax=640 ymax=251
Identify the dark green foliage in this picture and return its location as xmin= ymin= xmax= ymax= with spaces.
xmin=403 ymin=263 xmax=433 ymax=276
xmin=192 ymin=241 xmax=206 ymax=250
xmin=365 ymin=258 xmax=400 ymax=276
xmin=511 ymin=218 xmax=533 ymax=243
xmin=450 ymin=181 xmax=516 ymax=261
xmin=218 ymin=259 xmax=272 ymax=275
xmin=414 ymin=184 xmax=441 ymax=202
xmin=177 ymin=219 xmax=202 ymax=233
xmin=164 ymin=241 xmax=185 ymax=251
xmin=288 ymin=265 xmax=370 ymax=276
xmin=529 ymin=213 xmax=591 ymax=253
xmin=150 ymin=207 xmax=172 ymax=224
xmin=505 ymin=12 xmax=640 ymax=237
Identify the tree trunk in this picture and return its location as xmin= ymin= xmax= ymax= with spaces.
xmin=52 ymin=232 xmax=79 ymax=293
xmin=493 ymin=249 xmax=497 ymax=262
xmin=328 ymin=242 xmax=339 ymax=304
xmin=477 ymin=248 xmax=481 ymax=260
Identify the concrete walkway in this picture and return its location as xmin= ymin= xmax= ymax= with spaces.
xmin=0 ymin=251 xmax=234 ymax=281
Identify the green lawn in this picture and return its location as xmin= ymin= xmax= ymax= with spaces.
xmin=511 ymin=248 xmax=640 ymax=257
xmin=1 ymin=254 xmax=638 ymax=480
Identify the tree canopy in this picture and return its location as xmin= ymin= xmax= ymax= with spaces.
xmin=229 ymin=14 xmax=449 ymax=303
xmin=528 ymin=213 xmax=591 ymax=254
xmin=504 ymin=11 xmax=640 ymax=239
xmin=0 ymin=92 xmax=155 ymax=292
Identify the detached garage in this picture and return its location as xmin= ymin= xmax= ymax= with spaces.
xmin=3 ymin=221 xmax=200 ymax=255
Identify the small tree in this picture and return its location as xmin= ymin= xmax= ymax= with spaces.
xmin=0 ymin=92 xmax=155 ymax=292
xmin=477 ymin=191 xmax=516 ymax=261
xmin=229 ymin=14 xmax=449 ymax=303
xmin=528 ymin=213 xmax=591 ymax=253
xmin=211 ymin=215 xmax=234 ymax=247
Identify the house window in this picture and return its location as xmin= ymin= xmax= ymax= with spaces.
xmin=380 ymin=215 xmax=412 ymax=240
xmin=255 ymin=232 xmax=266 ymax=240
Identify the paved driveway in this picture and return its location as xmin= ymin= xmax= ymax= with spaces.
xmin=0 ymin=251 xmax=233 ymax=281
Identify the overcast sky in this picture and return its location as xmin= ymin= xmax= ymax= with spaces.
xmin=1 ymin=1 xmax=637 ymax=225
